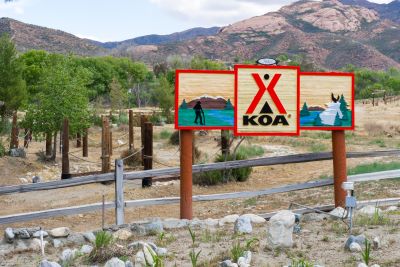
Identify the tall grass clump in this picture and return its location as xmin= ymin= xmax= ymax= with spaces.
xmin=236 ymin=145 xmax=264 ymax=158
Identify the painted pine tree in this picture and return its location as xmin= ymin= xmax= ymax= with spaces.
xmin=180 ymin=99 xmax=188 ymax=109
xmin=225 ymin=99 xmax=233 ymax=110
xmin=300 ymin=102 xmax=310 ymax=117
xmin=339 ymin=94 xmax=349 ymax=120
xmin=334 ymin=112 xmax=342 ymax=126
xmin=314 ymin=113 xmax=323 ymax=126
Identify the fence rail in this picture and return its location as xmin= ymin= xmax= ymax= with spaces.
xmin=1 ymin=169 xmax=399 ymax=225
xmin=1 ymin=150 xmax=399 ymax=195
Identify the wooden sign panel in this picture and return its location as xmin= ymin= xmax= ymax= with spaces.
xmin=300 ymin=72 xmax=355 ymax=130
xmin=175 ymin=70 xmax=235 ymax=130
xmin=234 ymin=65 xmax=300 ymax=136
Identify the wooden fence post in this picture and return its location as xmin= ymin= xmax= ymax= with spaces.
xmin=332 ymin=130 xmax=347 ymax=207
xmin=115 ymin=159 xmax=124 ymax=225
xmin=76 ymin=133 xmax=81 ymax=148
xmin=142 ymin=122 xmax=153 ymax=187
xmin=102 ymin=116 xmax=111 ymax=173
xmin=129 ymin=110 xmax=134 ymax=151
xmin=61 ymin=118 xmax=71 ymax=179
xmin=83 ymin=129 xmax=88 ymax=157
xmin=9 ymin=112 xmax=19 ymax=150
xmin=109 ymin=131 xmax=113 ymax=157
xmin=180 ymin=130 xmax=193 ymax=219
xmin=140 ymin=115 xmax=148 ymax=165
xmin=221 ymin=130 xmax=230 ymax=156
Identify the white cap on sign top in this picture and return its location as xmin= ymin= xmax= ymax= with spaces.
xmin=256 ymin=58 xmax=277 ymax=66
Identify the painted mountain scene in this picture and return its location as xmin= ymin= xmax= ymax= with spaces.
xmin=300 ymin=74 xmax=354 ymax=129
xmin=176 ymin=71 xmax=234 ymax=129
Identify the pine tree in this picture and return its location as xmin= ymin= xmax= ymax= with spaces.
xmin=314 ymin=113 xmax=323 ymax=126
xmin=339 ymin=94 xmax=349 ymax=121
xmin=180 ymin=99 xmax=188 ymax=109
xmin=225 ymin=99 xmax=233 ymax=110
xmin=300 ymin=102 xmax=310 ymax=117
xmin=334 ymin=112 xmax=342 ymax=126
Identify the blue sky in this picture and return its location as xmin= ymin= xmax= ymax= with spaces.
xmin=0 ymin=0 xmax=393 ymax=42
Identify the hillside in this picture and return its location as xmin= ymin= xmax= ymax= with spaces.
xmin=0 ymin=17 xmax=106 ymax=56
xmin=124 ymin=0 xmax=400 ymax=70
xmin=339 ymin=0 xmax=400 ymax=23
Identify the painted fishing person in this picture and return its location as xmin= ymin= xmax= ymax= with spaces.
xmin=193 ymin=101 xmax=205 ymax=125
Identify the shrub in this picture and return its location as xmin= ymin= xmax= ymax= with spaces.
xmin=120 ymin=148 xmax=142 ymax=167
xmin=0 ymin=118 xmax=11 ymax=135
xmin=88 ymin=231 xmax=129 ymax=263
xmin=159 ymin=130 xmax=172 ymax=139
xmin=0 ymin=141 xmax=5 ymax=157
xmin=194 ymin=152 xmax=252 ymax=185
xmin=169 ymin=131 xmax=179 ymax=145
xmin=91 ymin=115 xmax=103 ymax=127
xmin=149 ymin=114 xmax=165 ymax=126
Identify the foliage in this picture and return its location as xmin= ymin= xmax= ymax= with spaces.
xmin=189 ymin=249 xmax=201 ymax=267
xmin=230 ymin=241 xmax=246 ymax=263
xmin=120 ymin=148 xmax=142 ymax=167
xmin=290 ymin=258 xmax=314 ymax=267
xmin=0 ymin=34 xmax=27 ymax=117
xmin=109 ymin=78 xmax=127 ymax=111
xmin=300 ymin=102 xmax=310 ymax=117
xmin=169 ymin=131 xmax=180 ymax=145
xmin=88 ymin=231 xmax=118 ymax=262
xmin=152 ymin=76 xmax=174 ymax=122
xmin=355 ymin=207 xmax=390 ymax=226
xmin=0 ymin=140 xmax=5 ymax=157
xmin=347 ymin=161 xmax=400 ymax=176
xmin=361 ymin=239 xmax=372 ymax=265
xmin=190 ymin=56 xmax=226 ymax=70
xmin=236 ymin=145 xmax=265 ymax=158
xmin=159 ymin=129 xmax=172 ymax=139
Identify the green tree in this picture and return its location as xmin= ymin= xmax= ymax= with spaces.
xmin=300 ymin=102 xmax=310 ymax=117
xmin=314 ymin=113 xmax=323 ymax=126
xmin=225 ymin=99 xmax=233 ymax=110
xmin=152 ymin=76 xmax=174 ymax=122
xmin=339 ymin=94 xmax=349 ymax=120
xmin=333 ymin=112 xmax=342 ymax=126
xmin=0 ymin=34 xmax=27 ymax=117
xmin=109 ymin=78 xmax=127 ymax=112
xmin=180 ymin=99 xmax=188 ymax=109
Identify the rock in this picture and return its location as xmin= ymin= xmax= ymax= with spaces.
xmin=19 ymin=229 xmax=30 ymax=239
xmin=220 ymin=260 xmax=238 ymax=267
xmin=234 ymin=216 xmax=252 ymax=234
xmin=156 ymin=247 xmax=168 ymax=256
xmin=9 ymin=148 xmax=26 ymax=157
xmin=219 ymin=214 xmax=240 ymax=226
xmin=30 ymin=238 xmax=48 ymax=251
xmin=370 ymin=265 xmax=381 ymax=267
xmin=52 ymin=239 xmax=63 ymax=248
xmin=125 ymin=261 xmax=134 ymax=267
xmin=32 ymin=176 xmax=41 ymax=183
xmin=66 ymin=233 xmax=85 ymax=245
xmin=243 ymin=251 xmax=252 ymax=264
xmin=113 ymin=229 xmax=133 ymax=240
xmin=134 ymin=251 xmax=146 ymax=267
xmin=0 ymin=243 xmax=13 ymax=256
xmin=373 ymin=236 xmax=381 ymax=250
xmin=33 ymin=230 xmax=48 ymax=238
xmin=104 ymin=257 xmax=125 ymax=267
xmin=128 ymin=241 xmax=147 ymax=250
xmin=301 ymin=213 xmax=328 ymax=222
xmin=329 ymin=207 xmax=347 ymax=219
xmin=267 ymin=210 xmax=295 ymax=248
xmin=237 ymin=257 xmax=249 ymax=267
xmin=357 ymin=263 xmax=368 ymax=267
xmin=80 ymin=244 xmax=93 ymax=254
xmin=358 ymin=205 xmax=381 ymax=216
xmin=117 ymin=140 xmax=124 ymax=145
xmin=385 ymin=206 xmax=398 ymax=212
xmin=143 ymin=244 xmax=155 ymax=265
xmin=49 ymin=227 xmax=70 ymax=238
xmin=4 ymin=228 xmax=14 ymax=243
xmin=83 ymin=232 xmax=96 ymax=243
xmin=131 ymin=220 xmax=163 ymax=235
xmin=39 ymin=260 xmax=62 ymax=267
xmin=350 ymin=242 xmax=362 ymax=252
xmin=162 ymin=218 xmax=189 ymax=229
xmin=14 ymin=240 xmax=29 ymax=251
xmin=147 ymin=242 xmax=158 ymax=251
xmin=19 ymin=178 xmax=28 ymax=184
xmin=60 ymin=248 xmax=79 ymax=262
xmin=241 ymin=214 xmax=266 ymax=224
xmin=345 ymin=235 xmax=365 ymax=250
xmin=203 ymin=218 xmax=219 ymax=228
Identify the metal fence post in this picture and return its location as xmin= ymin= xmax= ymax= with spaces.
xmin=115 ymin=159 xmax=124 ymax=225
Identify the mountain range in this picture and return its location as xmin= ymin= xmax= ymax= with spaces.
xmin=0 ymin=0 xmax=399 ymax=70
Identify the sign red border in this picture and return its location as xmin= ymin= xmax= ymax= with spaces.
xmin=234 ymin=65 xmax=301 ymax=136
xmin=299 ymin=72 xmax=355 ymax=131
xmin=174 ymin=69 xmax=235 ymax=130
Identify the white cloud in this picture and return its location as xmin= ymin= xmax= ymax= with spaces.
xmin=148 ymin=0 xmax=296 ymax=26
xmin=0 ymin=0 xmax=33 ymax=15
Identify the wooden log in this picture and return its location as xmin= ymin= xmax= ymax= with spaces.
xmin=102 ymin=117 xmax=111 ymax=173
xmin=115 ymin=159 xmax=124 ymax=225
xmin=140 ymin=115 xmax=148 ymax=165
xmin=129 ymin=110 xmax=134 ymax=151
xmin=61 ymin=118 xmax=71 ymax=179
xmin=142 ymin=122 xmax=153 ymax=187
xmin=10 ymin=112 xmax=18 ymax=150
xmin=83 ymin=129 xmax=88 ymax=158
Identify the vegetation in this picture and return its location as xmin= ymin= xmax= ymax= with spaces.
xmin=361 ymin=239 xmax=372 ymax=265
xmin=347 ymin=161 xmax=400 ymax=175
xmin=290 ymin=258 xmax=314 ymax=267
xmin=188 ymin=227 xmax=201 ymax=267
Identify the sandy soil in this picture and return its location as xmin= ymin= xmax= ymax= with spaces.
xmin=0 ymin=101 xmax=399 ymax=235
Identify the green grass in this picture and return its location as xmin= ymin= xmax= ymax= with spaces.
xmin=237 ymin=145 xmax=265 ymax=158
xmin=348 ymin=161 xmax=400 ymax=175
xmin=369 ymin=139 xmax=386 ymax=148
xmin=159 ymin=130 xmax=172 ymax=140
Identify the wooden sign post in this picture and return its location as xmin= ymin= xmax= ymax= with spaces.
xmin=180 ymin=130 xmax=193 ymax=219
xmin=332 ymin=130 xmax=347 ymax=207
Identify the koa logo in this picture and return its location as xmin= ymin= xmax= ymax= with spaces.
xmin=243 ymin=73 xmax=290 ymax=126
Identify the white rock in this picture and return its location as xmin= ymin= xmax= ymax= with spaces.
xmin=113 ymin=229 xmax=133 ymax=241
xmin=243 ymin=251 xmax=252 ymax=264
xmin=162 ymin=218 xmax=189 ymax=229
xmin=60 ymin=248 xmax=78 ymax=262
xmin=104 ymin=257 xmax=125 ymax=267
xmin=373 ymin=236 xmax=381 ymax=250
xmin=128 ymin=241 xmax=146 ymax=250
xmin=80 ymin=244 xmax=93 ymax=254
xmin=83 ymin=232 xmax=96 ymax=243
xmin=358 ymin=205 xmax=382 ymax=216
xmin=39 ymin=260 xmax=62 ymax=267
xmin=234 ymin=216 xmax=252 ymax=234
xmin=349 ymin=242 xmax=362 ymax=252
xmin=134 ymin=251 xmax=146 ymax=267
xmin=49 ymin=227 xmax=70 ymax=238
xmin=125 ymin=261 xmax=134 ymax=267
xmin=143 ymin=244 xmax=155 ymax=265
xmin=219 ymin=214 xmax=240 ymax=226
xmin=329 ymin=207 xmax=347 ymax=219
xmin=4 ymin=227 xmax=14 ymax=243
xmin=241 ymin=214 xmax=266 ymax=224
xmin=52 ymin=239 xmax=63 ymax=248
xmin=117 ymin=140 xmax=124 ymax=145
xmin=156 ymin=247 xmax=168 ymax=256
xmin=357 ymin=263 xmax=368 ymax=267
xmin=33 ymin=230 xmax=48 ymax=238
xmin=203 ymin=218 xmax=219 ymax=228
xmin=370 ymin=264 xmax=381 ymax=267
xmin=237 ymin=257 xmax=249 ymax=267
xmin=267 ymin=210 xmax=295 ymax=248
xmin=385 ymin=206 xmax=398 ymax=212
xmin=30 ymin=238 xmax=48 ymax=251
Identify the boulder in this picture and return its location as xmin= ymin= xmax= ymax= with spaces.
xmin=220 ymin=260 xmax=238 ymax=267
xmin=52 ymin=239 xmax=63 ymax=248
xmin=66 ymin=233 xmax=85 ymax=245
xmin=156 ymin=247 xmax=168 ymax=257
xmin=14 ymin=240 xmax=29 ymax=251
xmin=385 ymin=206 xmax=398 ymax=212
xmin=329 ymin=207 xmax=347 ymax=219
xmin=39 ymin=260 xmax=62 ymax=267
xmin=357 ymin=263 xmax=368 ymax=267
xmin=373 ymin=236 xmax=381 ymax=250
xmin=349 ymin=242 xmax=362 ymax=252
xmin=143 ymin=244 xmax=155 ymax=265
xmin=49 ymin=227 xmax=70 ymax=238
xmin=80 ymin=244 xmax=93 ymax=254
xmin=162 ymin=218 xmax=189 ymax=229
xmin=19 ymin=229 xmax=31 ymax=239
xmin=104 ymin=257 xmax=125 ymax=267
xmin=370 ymin=265 xmax=381 ymax=267
xmin=219 ymin=214 xmax=239 ymax=226
xmin=237 ymin=257 xmax=249 ymax=267
xmin=203 ymin=218 xmax=219 ymax=228
xmin=234 ymin=216 xmax=253 ymax=234
xmin=267 ymin=210 xmax=295 ymax=248
xmin=30 ymin=238 xmax=48 ymax=251
xmin=60 ymin=248 xmax=79 ymax=262
xmin=243 ymin=251 xmax=252 ymax=264
xmin=9 ymin=148 xmax=26 ymax=157
xmin=4 ymin=228 xmax=14 ymax=243
xmin=345 ymin=235 xmax=365 ymax=250
xmin=128 ymin=241 xmax=147 ymax=250
xmin=83 ymin=232 xmax=96 ymax=243
xmin=32 ymin=176 xmax=41 ymax=183
xmin=241 ymin=214 xmax=266 ymax=224
xmin=134 ymin=251 xmax=146 ymax=267
xmin=113 ymin=229 xmax=133 ymax=241
xmin=131 ymin=220 xmax=163 ymax=235
xmin=125 ymin=261 xmax=134 ymax=267
xmin=33 ymin=230 xmax=48 ymax=238
xmin=358 ymin=205 xmax=381 ymax=216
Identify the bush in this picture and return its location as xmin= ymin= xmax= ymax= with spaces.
xmin=194 ymin=152 xmax=252 ymax=185
xmin=159 ymin=129 xmax=172 ymax=139
xmin=88 ymin=231 xmax=130 ymax=263
xmin=149 ymin=114 xmax=165 ymax=126
xmin=0 ymin=117 xmax=11 ymax=135
xmin=120 ymin=148 xmax=142 ymax=167
xmin=0 ymin=141 xmax=5 ymax=157
xmin=91 ymin=115 xmax=103 ymax=127
xmin=169 ymin=131 xmax=179 ymax=145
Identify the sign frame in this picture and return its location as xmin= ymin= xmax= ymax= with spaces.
xmin=234 ymin=64 xmax=300 ymax=136
xmin=174 ymin=69 xmax=235 ymax=131
xmin=299 ymin=72 xmax=355 ymax=131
